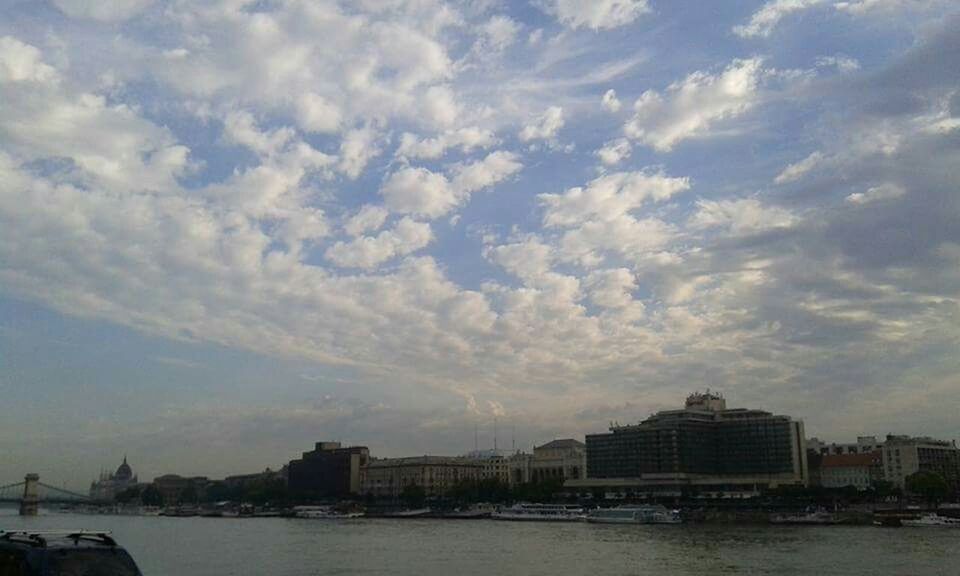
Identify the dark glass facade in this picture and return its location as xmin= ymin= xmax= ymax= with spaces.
xmin=288 ymin=442 xmax=369 ymax=498
xmin=587 ymin=406 xmax=799 ymax=480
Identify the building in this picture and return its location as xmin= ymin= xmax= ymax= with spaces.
xmin=287 ymin=442 xmax=369 ymax=498
xmin=807 ymin=436 xmax=884 ymax=456
xmin=881 ymin=435 xmax=960 ymax=493
xmin=819 ymin=452 xmax=882 ymax=491
xmin=509 ymin=439 xmax=586 ymax=486
xmin=153 ymin=474 xmax=209 ymax=506
xmin=465 ymin=450 xmax=512 ymax=484
xmin=223 ymin=466 xmax=287 ymax=490
xmin=570 ymin=392 xmax=808 ymax=497
xmin=361 ymin=456 xmax=483 ymax=499
xmin=89 ymin=456 xmax=138 ymax=501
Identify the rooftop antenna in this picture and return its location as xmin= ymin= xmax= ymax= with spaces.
xmin=494 ymin=417 xmax=498 ymax=452
xmin=474 ymin=422 xmax=478 ymax=453
xmin=512 ymin=423 xmax=516 ymax=452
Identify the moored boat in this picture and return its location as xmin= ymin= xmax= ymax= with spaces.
xmin=491 ymin=503 xmax=585 ymax=522
xmin=586 ymin=505 xmax=681 ymax=524
xmin=769 ymin=511 xmax=845 ymax=525
xmin=379 ymin=508 xmax=432 ymax=518
xmin=294 ymin=506 xmax=365 ymax=519
xmin=900 ymin=513 xmax=960 ymax=527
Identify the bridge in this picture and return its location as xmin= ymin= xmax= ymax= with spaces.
xmin=0 ymin=474 xmax=96 ymax=515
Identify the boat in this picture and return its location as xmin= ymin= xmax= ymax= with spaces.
xmin=437 ymin=506 xmax=493 ymax=519
xmin=586 ymin=505 xmax=682 ymax=524
xmin=379 ymin=508 xmax=432 ymax=518
xmin=901 ymin=513 xmax=960 ymax=527
xmin=769 ymin=510 xmax=845 ymax=525
xmin=294 ymin=506 xmax=365 ymax=519
xmin=491 ymin=503 xmax=585 ymax=522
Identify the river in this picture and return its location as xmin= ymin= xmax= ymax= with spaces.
xmin=1 ymin=509 xmax=957 ymax=575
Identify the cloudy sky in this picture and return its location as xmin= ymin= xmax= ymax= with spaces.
xmin=1 ymin=0 xmax=958 ymax=488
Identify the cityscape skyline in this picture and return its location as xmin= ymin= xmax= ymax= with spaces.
xmin=2 ymin=0 xmax=960 ymax=490
xmin=5 ymin=387 xmax=957 ymax=493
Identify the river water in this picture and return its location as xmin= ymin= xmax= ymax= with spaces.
xmin=1 ymin=509 xmax=957 ymax=575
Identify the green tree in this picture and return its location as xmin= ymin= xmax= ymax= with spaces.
xmin=140 ymin=485 xmax=163 ymax=506
xmin=179 ymin=484 xmax=198 ymax=505
xmin=906 ymin=471 xmax=950 ymax=507
xmin=114 ymin=486 xmax=142 ymax=504
xmin=400 ymin=484 xmax=426 ymax=508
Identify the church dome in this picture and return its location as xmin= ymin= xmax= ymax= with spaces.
xmin=115 ymin=456 xmax=133 ymax=480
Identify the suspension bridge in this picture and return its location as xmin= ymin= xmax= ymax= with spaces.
xmin=0 ymin=474 xmax=96 ymax=515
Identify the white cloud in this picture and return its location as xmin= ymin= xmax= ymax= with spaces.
xmin=815 ymin=55 xmax=861 ymax=73
xmin=846 ymin=183 xmax=906 ymax=205
xmin=834 ymin=0 xmax=946 ymax=14
xmin=595 ymin=138 xmax=632 ymax=166
xmin=480 ymin=15 xmax=521 ymax=51
xmin=689 ymin=198 xmax=797 ymax=235
xmin=381 ymin=151 xmax=522 ymax=219
xmin=344 ymin=205 xmax=390 ymax=237
xmin=296 ymin=93 xmax=342 ymax=134
xmin=0 ymin=37 xmax=58 ymax=84
xmin=450 ymin=151 xmax=523 ymax=194
xmin=53 ymin=0 xmax=154 ymax=22
xmin=602 ymin=89 xmax=622 ymax=113
xmin=519 ymin=106 xmax=565 ymax=142
xmin=381 ymin=166 xmax=455 ymax=219
xmin=339 ymin=125 xmax=382 ymax=179
xmin=733 ymin=0 xmax=824 ymax=38
xmin=539 ymin=171 xmax=688 ymax=266
xmin=775 ymin=151 xmax=825 ymax=184
xmin=538 ymin=0 xmax=651 ymax=30
xmin=624 ymin=58 xmax=766 ymax=152
xmin=540 ymin=171 xmax=689 ymax=228
xmin=325 ymin=217 xmax=433 ymax=269
xmin=420 ymin=85 xmax=460 ymax=129
xmin=486 ymin=237 xmax=554 ymax=282
xmin=223 ymin=110 xmax=295 ymax=157
xmin=396 ymin=127 xmax=497 ymax=160
xmin=584 ymin=268 xmax=639 ymax=309
xmin=557 ymin=215 xmax=676 ymax=266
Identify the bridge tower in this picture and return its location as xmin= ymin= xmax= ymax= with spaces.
xmin=19 ymin=473 xmax=39 ymax=516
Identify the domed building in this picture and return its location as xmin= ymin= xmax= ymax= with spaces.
xmin=89 ymin=456 xmax=139 ymax=501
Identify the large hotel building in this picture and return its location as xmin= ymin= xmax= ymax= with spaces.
xmin=568 ymin=392 xmax=808 ymax=497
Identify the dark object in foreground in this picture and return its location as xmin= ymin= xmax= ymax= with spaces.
xmin=0 ymin=531 xmax=143 ymax=576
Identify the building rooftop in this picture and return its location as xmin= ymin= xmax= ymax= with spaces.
xmin=366 ymin=456 xmax=482 ymax=467
xmin=535 ymin=439 xmax=585 ymax=450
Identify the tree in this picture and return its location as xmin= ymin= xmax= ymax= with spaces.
xmin=400 ymin=484 xmax=426 ymax=509
xmin=140 ymin=485 xmax=163 ymax=506
xmin=114 ymin=486 xmax=142 ymax=504
xmin=906 ymin=471 xmax=950 ymax=507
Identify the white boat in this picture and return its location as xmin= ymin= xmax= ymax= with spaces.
xmin=491 ymin=503 xmax=585 ymax=522
xmin=380 ymin=508 xmax=432 ymax=518
xmin=901 ymin=513 xmax=960 ymax=527
xmin=769 ymin=511 xmax=845 ymax=525
xmin=586 ymin=505 xmax=681 ymax=525
xmin=295 ymin=507 xmax=364 ymax=519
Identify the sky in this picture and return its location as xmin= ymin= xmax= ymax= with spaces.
xmin=0 ymin=0 xmax=958 ymax=489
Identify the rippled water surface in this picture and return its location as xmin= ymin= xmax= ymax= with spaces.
xmin=2 ymin=510 xmax=957 ymax=575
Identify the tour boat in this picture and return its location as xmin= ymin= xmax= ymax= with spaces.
xmin=769 ymin=511 xmax=845 ymax=525
xmin=294 ymin=506 xmax=364 ymax=519
xmin=586 ymin=505 xmax=682 ymax=524
xmin=491 ymin=503 xmax=585 ymax=522
xmin=379 ymin=508 xmax=432 ymax=518
xmin=900 ymin=513 xmax=960 ymax=527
